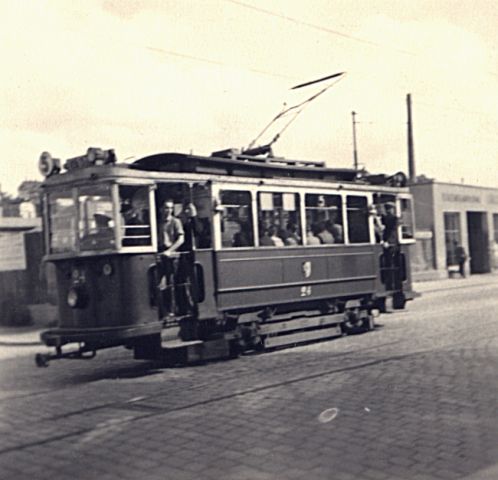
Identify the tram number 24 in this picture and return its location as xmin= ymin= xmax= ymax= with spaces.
xmin=300 ymin=286 xmax=312 ymax=297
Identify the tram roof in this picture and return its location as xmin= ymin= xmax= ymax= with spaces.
xmin=40 ymin=149 xmax=407 ymax=189
xmin=131 ymin=152 xmax=362 ymax=182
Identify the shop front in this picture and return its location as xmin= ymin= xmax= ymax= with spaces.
xmin=410 ymin=181 xmax=498 ymax=280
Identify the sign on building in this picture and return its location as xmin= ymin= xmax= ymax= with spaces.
xmin=0 ymin=232 xmax=26 ymax=271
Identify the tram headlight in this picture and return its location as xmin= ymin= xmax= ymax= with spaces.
xmin=38 ymin=151 xmax=61 ymax=177
xmin=102 ymin=263 xmax=113 ymax=276
xmin=67 ymin=286 xmax=88 ymax=309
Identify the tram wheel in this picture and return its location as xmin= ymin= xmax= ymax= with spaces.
xmin=341 ymin=310 xmax=370 ymax=335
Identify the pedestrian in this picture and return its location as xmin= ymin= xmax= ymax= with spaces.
xmin=454 ymin=241 xmax=467 ymax=278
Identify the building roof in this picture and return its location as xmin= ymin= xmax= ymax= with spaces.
xmin=411 ymin=179 xmax=498 ymax=193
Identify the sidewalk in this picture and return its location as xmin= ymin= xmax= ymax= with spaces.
xmin=0 ymin=325 xmax=44 ymax=346
xmin=413 ymin=270 xmax=498 ymax=294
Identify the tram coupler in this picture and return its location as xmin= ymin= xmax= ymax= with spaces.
xmin=35 ymin=346 xmax=97 ymax=367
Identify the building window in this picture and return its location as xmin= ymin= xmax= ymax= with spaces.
xmin=220 ymin=190 xmax=254 ymax=248
xmin=347 ymin=195 xmax=370 ymax=244
xmin=258 ymin=192 xmax=301 ymax=247
xmin=444 ymin=212 xmax=461 ymax=266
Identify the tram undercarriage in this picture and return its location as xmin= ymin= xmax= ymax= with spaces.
xmin=36 ymin=294 xmax=396 ymax=367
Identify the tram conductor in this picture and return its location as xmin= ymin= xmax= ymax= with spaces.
xmin=157 ymin=199 xmax=184 ymax=313
xmin=160 ymin=199 xmax=185 ymax=256
xmin=381 ymin=202 xmax=399 ymax=246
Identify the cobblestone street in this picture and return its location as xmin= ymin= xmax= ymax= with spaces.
xmin=0 ymin=275 xmax=497 ymax=480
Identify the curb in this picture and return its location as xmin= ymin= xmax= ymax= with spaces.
xmin=0 ymin=340 xmax=42 ymax=347
xmin=0 ymin=330 xmax=44 ymax=347
xmin=414 ymin=278 xmax=498 ymax=295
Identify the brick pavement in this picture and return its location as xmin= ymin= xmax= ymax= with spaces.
xmin=0 ymin=277 xmax=497 ymax=479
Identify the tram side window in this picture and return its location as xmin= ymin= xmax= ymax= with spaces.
xmin=347 ymin=195 xmax=370 ymax=244
xmin=119 ymin=185 xmax=152 ymax=247
xmin=305 ymin=194 xmax=343 ymax=245
xmin=220 ymin=190 xmax=254 ymax=248
xmin=374 ymin=194 xmax=402 ymax=244
xmin=190 ymin=183 xmax=212 ymax=249
xmin=78 ymin=184 xmax=116 ymax=251
xmin=258 ymin=192 xmax=301 ymax=247
xmin=48 ymin=191 xmax=77 ymax=253
xmin=400 ymin=198 xmax=414 ymax=240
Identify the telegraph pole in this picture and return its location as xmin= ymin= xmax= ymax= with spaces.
xmin=406 ymin=94 xmax=416 ymax=182
xmin=352 ymin=111 xmax=359 ymax=170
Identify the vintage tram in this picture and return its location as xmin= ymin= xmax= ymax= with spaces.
xmin=35 ymin=146 xmax=416 ymax=366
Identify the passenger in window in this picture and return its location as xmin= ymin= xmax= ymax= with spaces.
xmin=178 ymin=202 xmax=198 ymax=251
xmin=306 ymin=226 xmax=321 ymax=246
xmin=121 ymin=199 xmax=142 ymax=226
xmin=325 ymin=211 xmax=343 ymax=243
xmin=369 ymin=205 xmax=384 ymax=243
xmin=121 ymin=200 xmax=148 ymax=246
xmin=260 ymin=226 xmax=284 ymax=247
xmin=259 ymin=227 xmax=273 ymax=246
xmin=284 ymin=222 xmax=300 ymax=246
xmin=194 ymin=217 xmax=211 ymax=249
xmin=270 ymin=226 xmax=284 ymax=246
xmin=316 ymin=221 xmax=334 ymax=244
xmin=233 ymin=222 xmax=252 ymax=247
xmin=381 ymin=202 xmax=399 ymax=246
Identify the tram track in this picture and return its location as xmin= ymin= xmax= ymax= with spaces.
xmin=0 ymin=301 xmax=496 ymax=408
xmin=0 ymin=327 xmax=496 ymax=457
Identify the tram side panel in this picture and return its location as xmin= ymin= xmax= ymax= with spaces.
xmin=214 ymin=245 xmax=378 ymax=312
xmin=192 ymin=249 xmax=218 ymax=320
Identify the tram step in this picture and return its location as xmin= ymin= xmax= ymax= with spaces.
xmin=161 ymin=339 xmax=203 ymax=348
xmin=160 ymin=338 xmax=231 ymax=364
xmin=264 ymin=325 xmax=342 ymax=348
xmin=259 ymin=313 xmax=344 ymax=335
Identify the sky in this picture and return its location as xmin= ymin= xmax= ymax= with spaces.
xmin=1 ymin=0 xmax=497 ymax=195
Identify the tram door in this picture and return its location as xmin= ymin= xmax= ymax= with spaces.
xmin=467 ymin=212 xmax=490 ymax=274
xmin=154 ymin=182 xmax=215 ymax=321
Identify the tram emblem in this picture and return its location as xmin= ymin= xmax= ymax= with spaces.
xmin=302 ymin=261 xmax=312 ymax=278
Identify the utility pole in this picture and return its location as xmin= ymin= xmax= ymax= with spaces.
xmin=406 ymin=94 xmax=416 ymax=182
xmin=352 ymin=111 xmax=359 ymax=170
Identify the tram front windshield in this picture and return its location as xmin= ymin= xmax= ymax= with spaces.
xmin=78 ymin=184 xmax=115 ymax=251
xmin=47 ymin=183 xmax=155 ymax=254
xmin=48 ymin=190 xmax=77 ymax=253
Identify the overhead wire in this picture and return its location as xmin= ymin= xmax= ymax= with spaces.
xmin=225 ymin=0 xmax=416 ymax=56
xmin=246 ymin=73 xmax=346 ymax=150
xmin=225 ymin=0 xmax=498 ymax=79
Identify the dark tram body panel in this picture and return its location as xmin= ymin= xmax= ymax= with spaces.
xmin=43 ymin=254 xmax=160 ymax=347
xmin=214 ymin=245 xmax=378 ymax=311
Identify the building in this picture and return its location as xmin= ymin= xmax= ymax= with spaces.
xmin=410 ymin=180 xmax=498 ymax=280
